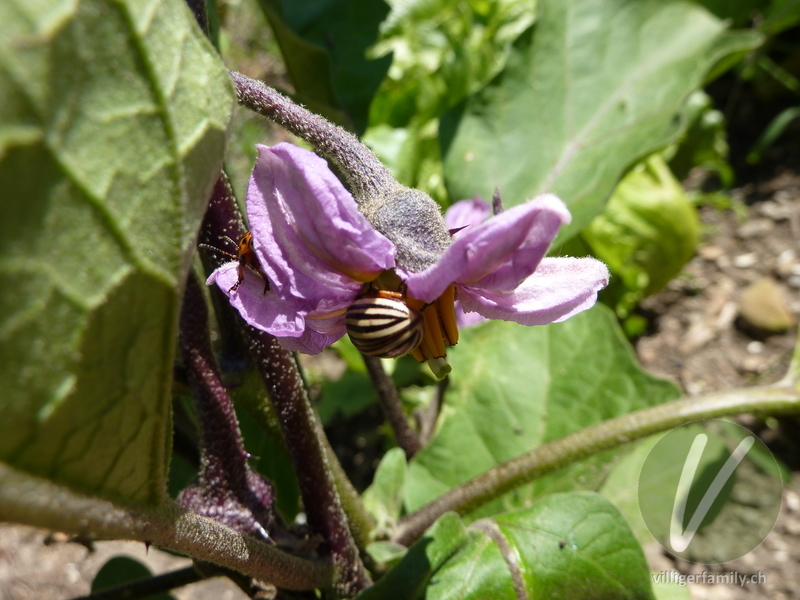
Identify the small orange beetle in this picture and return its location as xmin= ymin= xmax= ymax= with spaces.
xmin=201 ymin=232 xmax=270 ymax=294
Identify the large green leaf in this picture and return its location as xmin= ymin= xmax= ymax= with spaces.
xmin=441 ymin=0 xmax=761 ymax=241
xmin=0 ymin=0 xmax=233 ymax=505
xmin=405 ymin=305 xmax=680 ymax=513
xmin=279 ymin=0 xmax=392 ymax=135
xmin=358 ymin=492 xmax=654 ymax=600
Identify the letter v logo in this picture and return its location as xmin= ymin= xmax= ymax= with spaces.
xmin=669 ymin=433 xmax=755 ymax=552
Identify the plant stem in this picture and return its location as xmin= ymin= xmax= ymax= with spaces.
xmin=245 ymin=333 xmax=371 ymax=596
xmin=419 ymin=376 xmax=448 ymax=445
xmin=74 ymin=566 xmax=202 ymax=600
xmin=178 ymin=273 xmax=276 ymax=539
xmin=0 ymin=464 xmax=331 ymax=590
xmin=392 ymin=383 xmax=800 ymax=547
xmin=362 ymin=355 xmax=422 ymax=459
xmin=228 ymin=71 xmax=452 ymax=273
xmin=229 ymin=71 xmax=393 ymax=201
xmin=201 ymin=173 xmax=371 ymax=596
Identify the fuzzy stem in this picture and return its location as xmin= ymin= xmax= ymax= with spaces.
xmin=179 ymin=273 xmax=251 ymax=497
xmin=0 ymin=464 xmax=332 ymax=590
xmin=245 ymin=333 xmax=371 ymax=596
xmin=362 ymin=355 xmax=422 ymax=459
xmin=229 ymin=71 xmax=393 ymax=201
xmin=392 ymin=383 xmax=800 ymax=547
xmin=200 ymin=174 xmax=375 ymax=549
xmin=201 ymin=174 xmax=371 ymax=596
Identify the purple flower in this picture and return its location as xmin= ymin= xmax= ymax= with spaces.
xmin=208 ymin=143 xmax=609 ymax=376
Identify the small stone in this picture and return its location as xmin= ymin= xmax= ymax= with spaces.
xmin=776 ymin=249 xmax=797 ymax=278
xmin=741 ymin=354 xmax=766 ymax=373
xmin=738 ymin=278 xmax=797 ymax=333
xmin=786 ymin=490 xmax=800 ymax=512
xmin=737 ymin=218 xmax=773 ymax=238
xmin=759 ymin=200 xmax=794 ymax=221
xmin=734 ymin=252 xmax=759 ymax=268
xmin=698 ymin=245 xmax=725 ymax=260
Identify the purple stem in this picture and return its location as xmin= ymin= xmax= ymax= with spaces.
xmin=362 ymin=355 xmax=422 ymax=459
xmin=178 ymin=273 xmax=275 ymax=540
xmin=201 ymin=174 xmax=371 ymax=596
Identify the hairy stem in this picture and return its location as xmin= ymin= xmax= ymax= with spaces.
xmin=0 ymin=464 xmax=331 ymax=590
xmin=392 ymin=383 xmax=800 ymax=546
xmin=179 ymin=272 xmax=276 ymax=539
xmin=201 ymin=173 xmax=371 ymax=596
xmin=362 ymin=355 xmax=422 ymax=459
xmin=229 ymin=71 xmax=393 ymax=201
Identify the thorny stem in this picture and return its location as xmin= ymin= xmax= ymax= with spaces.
xmin=362 ymin=356 xmax=422 ymax=459
xmin=392 ymin=383 xmax=800 ymax=547
xmin=0 ymin=464 xmax=332 ymax=590
xmin=74 ymin=566 xmax=203 ymax=600
xmin=229 ymin=71 xmax=393 ymax=202
xmin=201 ymin=174 xmax=371 ymax=596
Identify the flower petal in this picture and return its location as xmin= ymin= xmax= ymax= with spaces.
xmin=444 ymin=197 xmax=491 ymax=231
xmin=207 ymin=262 xmax=347 ymax=354
xmin=458 ymin=257 xmax=610 ymax=325
xmin=455 ymin=302 xmax=489 ymax=329
xmin=250 ymin=143 xmax=396 ymax=284
xmin=406 ymin=194 xmax=570 ymax=302
xmin=207 ymin=262 xmax=304 ymax=337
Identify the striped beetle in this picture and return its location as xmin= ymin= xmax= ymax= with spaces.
xmin=201 ymin=232 xmax=270 ymax=294
xmin=346 ymin=290 xmax=424 ymax=358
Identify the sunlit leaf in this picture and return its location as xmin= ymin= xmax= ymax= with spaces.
xmin=442 ymin=0 xmax=760 ymax=241
xmin=0 ymin=0 xmax=233 ymax=505
xmin=582 ymin=154 xmax=700 ymax=318
xmin=358 ymin=493 xmax=655 ymax=600
xmin=405 ymin=306 xmax=680 ymax=514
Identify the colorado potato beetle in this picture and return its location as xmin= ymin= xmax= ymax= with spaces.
xmin=345 ymin=290 xmax=424 ymax=358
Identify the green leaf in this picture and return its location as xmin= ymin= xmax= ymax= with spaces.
xmin=582 ymin=154 xmax=700 ymax=318
xmin=442 ymin=0 xmax=757 ymax=241
xmin=369 ymin=0 xmax=535 ymax=126
xmin=279 ymin=0 xmax=392 ymax=135
xmin=363 ymin=447 xmax=407 ymax=539
xmin=599 ymin=436 xmax=663 ymax=546
xmin=256 ymin=1 xmax=350 ymax=127
xmin=666 ymin=91 xmax=732 ymax=186
xmin=92 ymin=556 xmax=176 ymax=600
xmin=358 ymin=492 xmax=655 ymax=600
xmin=405 ymin=305 xmax=680 ymax=513
xmin=0 ymin=0 xmax=233 ymax=505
